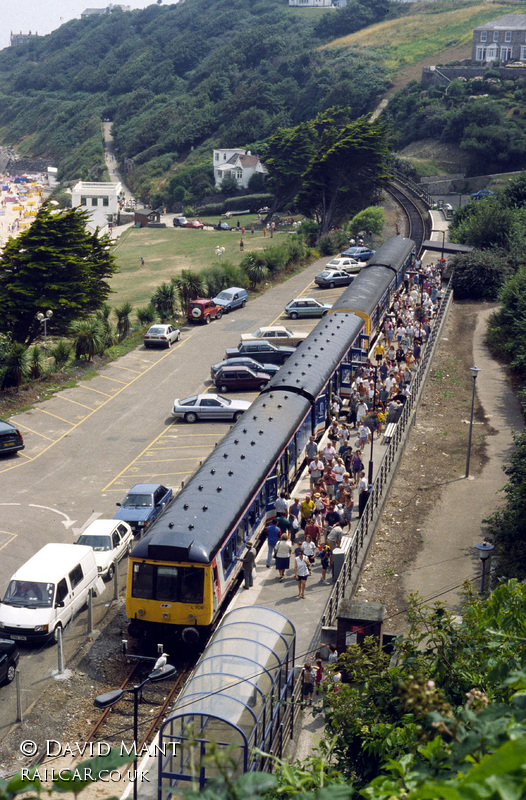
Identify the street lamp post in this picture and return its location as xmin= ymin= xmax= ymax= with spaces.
xmin=474 ymin=542 xmax=494 ymax=594
xmin=465 ymin=367 xmax=481 ymax=478
xmin=215 ymin=246 xmax=225 ymax=262
xmin=36 ymin=309 xmax=53 ymax=350
xmin=94 ymin=664 xmax=176 ymax=800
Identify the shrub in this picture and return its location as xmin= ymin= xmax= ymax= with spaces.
xmin=28 ymin=345 xmax=44 ymax=379
xmin=450 ymin=249 xmax=512 ymax=300
xmin=264 ymin=244 xmax=288 ymax=274
xmin=136 ymin=305 xmax=156 ymax=327
xmin=223 ymin=193 xmax=273 ymax=212
xmin=1 ymin=342 xmax=29 ymax=389
xmin=319 ymin=233 xmax=340 ymax=256
xmin=50 ymin=340 xmax=72 ymax=370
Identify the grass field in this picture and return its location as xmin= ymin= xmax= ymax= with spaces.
xmin=109 ymin=217 xmax=292 ymax=309
xmin=324 ymin=2 xmax=524 ymax=72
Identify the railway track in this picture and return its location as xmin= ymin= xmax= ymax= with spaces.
xmin=385 ymin=180 xmax=429 ymax=254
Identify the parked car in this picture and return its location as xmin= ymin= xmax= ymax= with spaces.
xmin=114 ymin=483 xmax=173 ymax=536
xmin=314 ymin=269 xmax=355 ymax=288
xmin=171 ymin=394 xmax=251 ymax=423
xmin=470 ymin=189 xmax=494 ymax=199
xmin=284 ymin=298 xmax=332 ymax=319
xmin=214 ymin=365 xmax=271 ymax=393
xmin=340 ymin=246 xmax=375 ymax=261
xmin=187 ymin=298 xmax=223 ymax=324
xmin=75 ymin=519 xmax=134 ymax=580
xmin=212 ymin=287 xmax=249 ymax=313
xmin=214 ymin=222 xmax=233 ymax=231
xmin=173 ymin=216 xmax=188 ymax=227
xmin=240 ymin=326 xmax=308 ymax=347
xmin=325 ymin=256 xmax=362 ymax=273
xmin=210 ymin=357 xmax=280 ymax=381
xmin=0 ymin=639 xmax=19 ymax=684
xmin=0 ymin=420 xmax=24 ymax=456
xmin=144 ymin=324 xmax=180 ymax=348
xmin=225 ymin=340 xmax=295 ymax=366
xmin=185 ymin=219 xmax=204 ymax=229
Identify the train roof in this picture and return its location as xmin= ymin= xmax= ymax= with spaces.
xmin=264 ymin=312 xmax=364 ymax=401
xmin=329 ymin=237 xmax=415 ymax=317
xmin=131 ymin=391 xmax=311 ymax=565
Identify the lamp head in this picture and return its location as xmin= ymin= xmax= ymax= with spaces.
xmin=470 ymin=367 xmax=481 ymax=379
xmin=94 ymin=688 xmax=124 ymax=709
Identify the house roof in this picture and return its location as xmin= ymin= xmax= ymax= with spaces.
xmin=224 ymin=153 xmax=261 ymax=168
xmin=474 ymin=14 xmax=526 ymax=31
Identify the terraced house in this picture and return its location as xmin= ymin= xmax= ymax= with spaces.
xmin=472 ymin=14 xmax=526 ymax=64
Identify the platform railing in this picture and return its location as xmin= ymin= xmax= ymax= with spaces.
xmin=320 ymin=281 xmax=453 ymax=630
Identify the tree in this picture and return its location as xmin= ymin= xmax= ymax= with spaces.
xmin=172 ymin=270 xmax=203 ymax=311
xmin=240 ymin=253 xmax=269 ymax=289
xmin=114 ymin=301 xmax=133 ymax=341
xmin=0 ymin=205 xmax=117 ymax=345
xmin=69 ymin=318 xmax=105 ymax=361
xmin=449 ymin=198 xmax=516 ymax=250
xmin=151 ymin=282 xmax=177 ymax=321
xmin=348 ymin=206 xmax=385 ymax=238
xmin=1 ymin=342 xmax=29 ymax=390
xmin=450 ymin=248 xmax=511 ymax=300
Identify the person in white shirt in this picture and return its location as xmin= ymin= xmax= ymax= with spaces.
xmin=294 ymin=551 xmax=309 ymax=598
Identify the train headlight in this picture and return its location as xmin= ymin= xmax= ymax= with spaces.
xmin=137 ymin=608 xmax=146 ymax=616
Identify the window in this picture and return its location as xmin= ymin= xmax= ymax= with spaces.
xmin=69 ymin=564 xmax=84 ymax=589
xmin=91 ymin=197 xmax=98 ymax=206
xmin=476 ymin=47 xmax=485 ymax=61
xmin=103 ymin=197 xmax=109 ymax=207
xmin=501 ymin=46 xmax=512 ymax=62
xmin=132 ymin=562 xmax=154 ymax=599
xmin=480 ymin=30 xmax=487 ymax=42
xmin=222 ymin=536 xmax=235 ymax=572
xmin=131 ymin=563 xmax=204 ymax=603
xmin=215 ymin=153 xmax=219 ymax=161
xmin=112 ymin=531 xmax=120 ymax=548
xmin=493 ymin=31 xmax=499 ymax=42
xmin=521 ymin=45 xmax=526 ymax=60
xmin=505 ymin=31 xmax=511 ymax=42
xmin=56 ymin=579 xmax=68 ymax=605
xmin=157 ymin=566 xmax=179 ymax=601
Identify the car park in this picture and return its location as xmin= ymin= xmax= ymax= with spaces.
xmin=214 ymin=365 xmax=271 ymax=393
xmin=225 ymin=340 xmax=295 ymax=366
xmin=114 ymin=483 xmax=173 ymax=536
xmin=144 ymin=324 xmax=180 ymax=348
xmin=185 ymin=219 xmax=204 ymax=229
xmin=214 ymin=222 xmax=233 ymax=231
xmin=171 ymin=394 xmax=251 ymax=423
xmin=173 ymin=216 xmax=188 ymax=227
xmin=314 ymin=269 xmax=355 ymax=288
xmin=0 ymin=639 xmax=19 ymax=684
xmin=284 ymin=298 xmax=332 ymax=319
xmin=187 ymin=298 xmax=223 ymax=324
xmin=75 ymin=519 xmax=134 ymax=580
xmin=340 ymin=246 xmax=375 ymax=261
xmin=212 ymin=287 xmax=249 ymax=313
xmin=325 ymin=256 xmax=362 ymax=273
xmin=470 ymin=189 xmax=494 ymax=199
xmin=0 ymin=420 xmax=24 ymax=456
xmin=240 ymin=326 xmax=308 ymax=347
xmin=210 ymin=357 xmax=280 ymax=381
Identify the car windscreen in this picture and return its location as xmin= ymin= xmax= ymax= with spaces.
xmin=77 ymin=535 xmax=112 ymax=551
xmin=122 ymin=494 xmax=153 ymax=508
xmin=216 ymin=292 xmax=230 ymax=299
xmin=3 ymin=580 xmax=54 ymax=607
xmin=318 ymin=271 xmax=330 ymax=277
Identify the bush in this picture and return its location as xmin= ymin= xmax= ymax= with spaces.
xmin=195 ymin=202 xmax=224 ymax=216
xmin=201 ymin=262 xmax=244 ymax=296
xmin=264 ymin=244 xmax=288 ymax=274
xmin=297 ymin=219 xmax=319 ymax=246
xmin=50 ymin=340 xmax=72 ymax=370
xmin=450 ymin=249 xmax=512 ymax=300
xmin=136 ymin=305 xmax=156 ymax=326
xmin=319 ymin=233 xmax=340 ymax=256
xmin=223 ymin=193 xmax=273 ymax=212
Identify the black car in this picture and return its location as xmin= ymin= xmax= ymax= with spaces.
xmin=0 ymin=638 xmax=19 ymax=684
xmin=0 ymin=421 xmax=24 ymax=455
xmin=210 ymin=357 xmax=280 ymax=381
xmin=225 ymin=341 xmax=295 ymax=366
xmin=214 ymin=222 xmax=234 ymax=231
xmin=214 ymin=365 xmax=271 ymax=393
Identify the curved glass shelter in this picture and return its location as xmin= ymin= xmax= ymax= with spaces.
xmin=158 ymin=606 xmax=296 ymax=796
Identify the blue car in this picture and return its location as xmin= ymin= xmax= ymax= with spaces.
xmin=340 ymin=246 xmax=375 ymax=261
xmin=470 ymin=189 xmax=494 ymax=200
xmin=114 ymin=483 xmax=173 ymax=536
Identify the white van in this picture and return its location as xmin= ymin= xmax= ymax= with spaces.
xmin=0 ymin=543 xmax=103 ymax=644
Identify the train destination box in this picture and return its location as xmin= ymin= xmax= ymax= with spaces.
xmin=336 ymin=599 xmax=385 ymax=652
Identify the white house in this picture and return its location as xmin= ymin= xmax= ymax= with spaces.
xmin=213 ymin=149 xmax=268 ymax=189
xmin=71 ymin=180 xmax=122 ymax=220
xmin=288 ymin=0 xmax=335 ymax=6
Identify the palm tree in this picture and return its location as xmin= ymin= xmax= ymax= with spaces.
xmin=114 ymin=301 xmax=134 ymax=341
xmin=151 ymin=283 xmax=177 ymax=322
xmin=137 ymin=305 xmax=156 ymax=327
xmin=241 ymin=253 xmax=269 ymax=290
xmin=69 ymin=319 xmax=105 ymax=361
xmin=1 ymin=342 xmax=29 ymax=390
xmin=50 ymin=340 xmax=72 ymax=370
xmin=172 ymin=270 xmax=203 ymax=312
xmin=96 ymin=303 xmax=115 ymax=350
xmin=28 ymin=345 xmax=44 ymax=379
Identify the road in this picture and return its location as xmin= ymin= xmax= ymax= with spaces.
xmin=0 ymin=252 xmax=343 ymax=734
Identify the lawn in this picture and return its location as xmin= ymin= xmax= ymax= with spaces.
xmin=109 ymin=217 xmax=292 ymax=309
xmin=324 ymin=2 xmax=524 ymax=72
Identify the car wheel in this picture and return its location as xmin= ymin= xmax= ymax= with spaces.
xmin=289 ymin=312 xmax=298 ymax=319
xmin=144 ymin=344 xmax=150 ymax=349
xmin=219 ymin=384 xmax=229 ymax=393
xmin=241 ymin=300 xmax=246 ymax=308
xmin=233 ymin=411 xmax=244 ymax=421
xmin=216 ymin=310 xmax=223 ymax=320
xmin=6 ymin=664 xmax=16 ymax=683
xmin=107 ymin=563 xmax=115 ymax=580
xmin=205 ymin=316 xmax=211 ymax=325
xmin=322 ymin=310 xmax=328 ymax=316
xmin=176 ymin=331 xmax=180 ymax=341
xmin=166 ymin=340 xmax=171 ymax=348
xmin=127 ymin=540 xmax=134 ymax=554
xmin=258 ymin=382 xmax=267 ymax=391
xmin=225 ymin=306 xmax=231 ymax=313
xmin=329 ymin=282 xmax=335 ymax=289
xmin=185 ymin=412 xmax=198 ymax=423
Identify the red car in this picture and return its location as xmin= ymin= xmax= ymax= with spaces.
xmin=185 ymin=219 xmax=204 ymax=229
xmin=187 ymin=298 xmax=223 ymax=324
xmin=214 ymin=365 xmax=271 ymax=393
